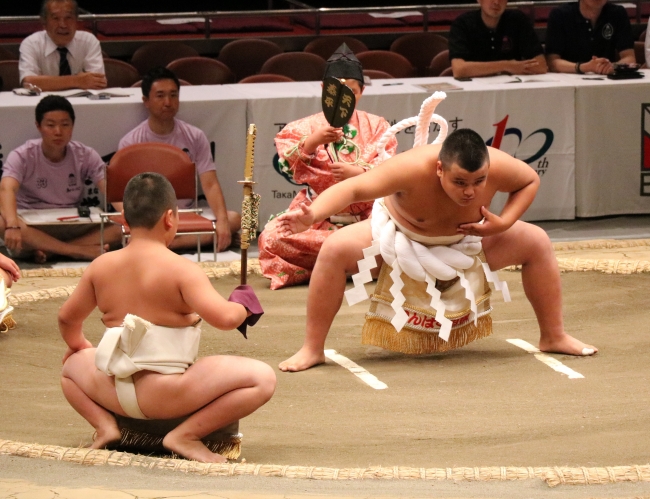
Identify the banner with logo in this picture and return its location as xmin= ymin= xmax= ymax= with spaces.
xmin=0 ymin=83 xmax=577 ymax=231
xmin=437 ymin=87 xmax=576 ymax=221
xmin=575 ymin=82 xmax=650 ymax=216
xmin=250 ymin=84 xmax=576 ymax=225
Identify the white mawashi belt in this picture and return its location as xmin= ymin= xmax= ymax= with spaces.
xmin=345 ymin=200 xmax=510 ymax=341
xmin=95 ymin=314 xmax=200 ymax=419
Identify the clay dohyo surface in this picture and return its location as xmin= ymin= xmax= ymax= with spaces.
xmin=1 ymin=271 xmax=650 ymax=470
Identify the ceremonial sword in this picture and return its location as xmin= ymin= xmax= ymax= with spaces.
xmin=238 ymin=124 xmax=260 ymax=285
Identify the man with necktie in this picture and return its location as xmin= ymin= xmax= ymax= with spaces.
xmin=19 ymin=0 xmax=106 ymax=91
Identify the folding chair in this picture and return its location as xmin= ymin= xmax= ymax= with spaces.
xmin=100 ymin=143 xmax=218 ymax=261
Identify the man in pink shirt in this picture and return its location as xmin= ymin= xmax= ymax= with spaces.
xmin=0 ymin=95 xmax=119 ymax=262
xmin=118 ymin=67 xmax=240 ymax=252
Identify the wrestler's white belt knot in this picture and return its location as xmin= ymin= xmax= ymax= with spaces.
xmin=95 ymin=314 xmax=201 ymax=419
xmin=345 ymin=200 xmax=511 ymax=341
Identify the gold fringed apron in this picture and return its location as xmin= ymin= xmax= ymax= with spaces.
xmin=362 ymin=256 xmax=493 ymax=354
xmin=346 ymin=200 xmax=510 ymax=354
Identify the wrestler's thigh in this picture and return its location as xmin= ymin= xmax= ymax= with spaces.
xmin=482 ymin=220 xmax=551 ymax=270
xmin=317 ymin=219 xmax=376 ymax=275
xmin=61 ymin=348 xmax=126 ymax=415
xmin=135 ymin=355 xmax=275 ymax=420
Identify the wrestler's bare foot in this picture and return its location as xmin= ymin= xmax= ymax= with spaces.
xmin=279 ymin=346 xmax=326 ymax=372
xmin=162 ymin=433 xmax=227 ymax=463
xmin=90 ymin=425 xmax=122 ymax=450
xmin=539 ymin=333 xmax=598 ymax=356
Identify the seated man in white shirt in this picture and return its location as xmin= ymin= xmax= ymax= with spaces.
xmin=118 ymin=67 xmax=241 ymax=252
xmin=19 ymin=0 xmax=106 ymax=91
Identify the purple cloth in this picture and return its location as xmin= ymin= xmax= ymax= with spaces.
xmin=228 ymin=285 xmax=264 ymax=338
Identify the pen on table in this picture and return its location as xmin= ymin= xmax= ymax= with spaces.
xmin=382 ymin=82 xmax=403 ymax=86
xmin=57 ymin=215 xmax=80 ymax=221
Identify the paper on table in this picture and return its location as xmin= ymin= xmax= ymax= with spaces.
xmin=18 ymin=207 xmax=102 ymax=224
xmin=484 ymin=75 xmax=561 ymax=84
xmin=48 ymin=89 xmax=133 ymax=98
xmin=12 ymin=88 xmax=40 ymax=97
xmin=417 ymin=82 xmax=463 ymax=92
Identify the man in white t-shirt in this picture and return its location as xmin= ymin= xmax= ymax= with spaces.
xmin=19 ymin=0 xmax=106 ymax=91
xmin=0 ymin=96 xmax=119 ymax=262
xmin=118 ymin=67 xmax=240 ymax=252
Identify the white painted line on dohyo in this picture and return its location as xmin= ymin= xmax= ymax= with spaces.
xmin=506 ymin=339 xmax=585 ymax=379
xmin=324 ymin=349 xmax=388 ymax=390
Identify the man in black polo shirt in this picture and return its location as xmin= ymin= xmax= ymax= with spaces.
xmin=449 ymin=0 xmax=547 ymax=78
xmin=545 ymin=0 xmax=635 ymax=75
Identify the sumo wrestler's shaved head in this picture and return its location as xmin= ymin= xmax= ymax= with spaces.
xmin=123 ymin=172 xmax=177 ymax=229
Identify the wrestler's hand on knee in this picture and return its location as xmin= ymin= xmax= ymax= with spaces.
xmin=458 ymin=206 xmax=508 ymax=237
xmin=276 ymin=203 xmax=314 ymax=236
xmin=62 ymin=338 xmax=93 ymax=364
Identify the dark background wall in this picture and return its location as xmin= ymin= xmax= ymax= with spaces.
xmin=2 ymin=0 xmax=469 ymax=16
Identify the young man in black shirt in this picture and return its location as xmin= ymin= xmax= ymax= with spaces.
xmin=545 ymin=0 xmax=635 ymax=75
xmin=449 ymin=0 xmax=547 ymax=78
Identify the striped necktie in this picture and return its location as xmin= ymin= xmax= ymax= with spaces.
xmin=57 ymin=47 xmax=71 ymax=76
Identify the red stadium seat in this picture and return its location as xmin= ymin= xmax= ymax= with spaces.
xmin=304 ymin=36 xmax=368 ymax=60
xmin=166 ymin=57 xmax=235 ymax=85
xmin=390 ymin=33 xmax=448 ymax=77
xmin=130 ymin=42 xmax=199 ymax=77
xmin=429 ymin=49 xmax=451 ymax=77
xmin=260 ymin=52 xmax=326 ymax=82
xmin=356 ymin=50 xmax=416 ymax=78
xmin=0 ymin=60 xmax=20 ymax=91
xmin=103 ymin=58 xmax=140 ymax=88
xmin=238 ymin=74 xmax=295 ymax=83
xmin=0 ymin=46 xmax=16 ymax=61
xmin=363 ymin=69 xmax=394 ymax=80
xmin=217 ymin=38 xmax=282 ymax=82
